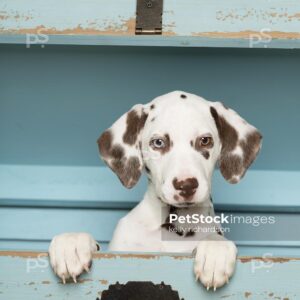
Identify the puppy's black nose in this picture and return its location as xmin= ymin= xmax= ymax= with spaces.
xmin=173 ymin=177 xmax=199 ymax=200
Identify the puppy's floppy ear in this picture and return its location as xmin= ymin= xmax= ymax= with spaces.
xmin=97 ymin=104 xmax=148 ymax=188
xmin=210 ymin=102 xmax=262 ymax=184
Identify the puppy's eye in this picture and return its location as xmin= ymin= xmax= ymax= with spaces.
xmin=200 ymin=136 xmax=213 ymax=147
xmin=150 ymin=138 xmax=165 ymax=149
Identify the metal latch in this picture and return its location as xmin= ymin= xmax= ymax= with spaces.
xmin=135 ymin=0 xmax=163 ymax=35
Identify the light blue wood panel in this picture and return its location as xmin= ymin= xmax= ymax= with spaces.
xmin=0 ymin=207 xmax=126 ymax=242
xmin=1 ymin=206 xmax=300 ymax=251
xmin=0 ymin=252 xmax=299 ymax=299
xmin=1 ymin=0 xmax=300 ymax=48
xmin=1 ymin=165 xmax=300 ymax=212
xmin=1 ymin=46 xmax=300 ymax=171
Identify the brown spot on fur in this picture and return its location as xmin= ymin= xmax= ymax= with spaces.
xmin=194 ymin=136 xmax=213 ymax=159
xmin=162 ymin=134 xmax=173 ymax=154
xmin=150 ymin=104 xmax=155 ymax=110
xmin=123 ymin=109 xmax=148 ymax=145
xmin=244 ymin=292 xmax=251 ymax=298
xmin=185 ymin=229 xmax=195 ymax=237
xmin=190 ymin=140 xmax=193 ymax=147
xmin=111 ymin=156 xmax=141 ymax=188
xmin=151 ymin=134 xmax=173 ymax=154
xmin=151 ymin=117 xmax=155 ymax=122
xmin=210 ymin=106 xmax=261 ymax=183
xmin=240 ymin=131 xmax=262 ymax=171
xmin=216 ymin=227 xmax=223 ymax=236
xmin=161 ymin=206 xmax=184 ymax=237
xmin=220 ymin=154 xmax=243 ymax=183
xmin=180 ymin=94 xmax=187 ymax=99
xmin=98 ymin=130 xmax=141 ymax=188
xmin=210 ymin=107 xmax=238 ymax=152
xmin=97 ymin=130 xmax=113 ymax=157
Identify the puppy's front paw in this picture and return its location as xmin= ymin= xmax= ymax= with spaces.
xmin=48 ymin=232 xmax=99 ymax=283
xmin=194 ymin=236 xmax=237 ymax=290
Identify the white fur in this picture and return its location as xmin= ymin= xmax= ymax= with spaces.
xmin=49 ymin=91 xmax=261 ymax=290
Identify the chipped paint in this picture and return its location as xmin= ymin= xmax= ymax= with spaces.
xmin=99 ymin=279 xmax=108 ymax=285
xmin=77 ymin=278 xmax=93 ymax=284
xmin=216 ymin=8 xmax=300 ymax=23
xmin=0 ymin=251 xmax=298 ymax=264
xmin=0 ymin=18 xmax=136 ymax=36
xmin=239 ymin=256 xmax=294 ymax=264
xmin=191 ymin=30 xmax=300 ymax=40
xmin=0 ymin=251 xmax=49 ymax=258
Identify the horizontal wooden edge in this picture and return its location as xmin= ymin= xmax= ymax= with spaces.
xmin=0 ymin=251 xmax=299 ymax=263
xmin=1 ymin=28 xmax=300 ymax=39
xmin=1 ymin=33 xmax=300 ymax=49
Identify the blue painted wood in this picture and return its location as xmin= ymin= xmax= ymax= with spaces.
xmin=1 ymin=205 xmax=300 ymax=251
xmin=0 ymin=252 xmax=299 ymax=299
xmin=1 ymin=0 xmax=300 ymax=48
xmin=1 ymin=165 xmax=300 ymax=212
xmin=1 ymin=46 xmax=300 ymax=172
xmin=2 ymin=34 xmax=300 ymax=49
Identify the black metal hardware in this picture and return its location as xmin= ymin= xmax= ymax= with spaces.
xmin=135 ymin=0 xmax=163 ymax=35
xmin=99 ymin=281 xmax=183 ymax=300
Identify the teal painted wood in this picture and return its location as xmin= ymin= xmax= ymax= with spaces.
xmin=1 ymin=46 xmax=300 ymax=172
xmin=1 ymin=165 xmax=300 ymax=212
xmin=1 ymin=45 xmax=300 ymax=255
xmin=1 ymin=205 xmax=300 ymax=251
xmin=0 ymin=252 xmax=299 ymax=299
xmin=1 ymin=0 xmax=300 ymax=48
xmin=2 ymin=34 xmax=300 ymax=49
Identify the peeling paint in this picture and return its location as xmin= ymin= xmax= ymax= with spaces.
xmin=215 ymin=8 xmax=300 ymax=23
xmin=0 ymin=251 xmax=297 ymax=264
xmin=99 ymin=279 xmax=108 ymax=285
xmin=0 ymin=251 xmax=48 ymax=258
xmin=239 ymin=256 xmax=294 ymax=264
xmin=77 ymin=278 xmax=93 ymax=284
xmin=0 ymin=18 xmax=135 ymax=36
xmin=94 ymin=252 xmax=159 ymax=260
xmin=191 ymin=30 xmax=300 ymax=40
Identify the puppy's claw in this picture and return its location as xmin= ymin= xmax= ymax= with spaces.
xmin=62 ymin=275 xmax=66 ymax=285
xmin=72 ymin=275 xmax=77 ymax=283
xmin=207 ymin=285 xmax=210 ymax=291
xmin=214 ymin=286 xmax=217 ymax=292
xmin=195 ymin=274 xmax=199 ymax=282
xmin=84 ymin=265 xmax=90 ymax=273
xmin=225 ymin=274 xmax=229 ymax=284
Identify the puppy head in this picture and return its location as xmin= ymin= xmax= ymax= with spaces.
xmin=98 ymin=91 xmax=262 ymax=207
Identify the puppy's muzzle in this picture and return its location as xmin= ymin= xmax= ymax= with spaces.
xmin=172 ymin=177 xmax=199 ymax=200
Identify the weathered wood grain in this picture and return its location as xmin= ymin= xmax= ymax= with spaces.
xmin=1 ymin=0 xmax=300 ymax=47
xmin=0 ymin=251 xmax=299 ymax=299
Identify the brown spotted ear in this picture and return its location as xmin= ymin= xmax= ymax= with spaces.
xmin=97 ymin=104 xmax=148 ymax=188
xmin=210 ymin=102 xmax=262 ymax=184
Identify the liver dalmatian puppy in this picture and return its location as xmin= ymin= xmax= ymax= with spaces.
xmin=49 ymin=91 xmax=262 ymax=290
